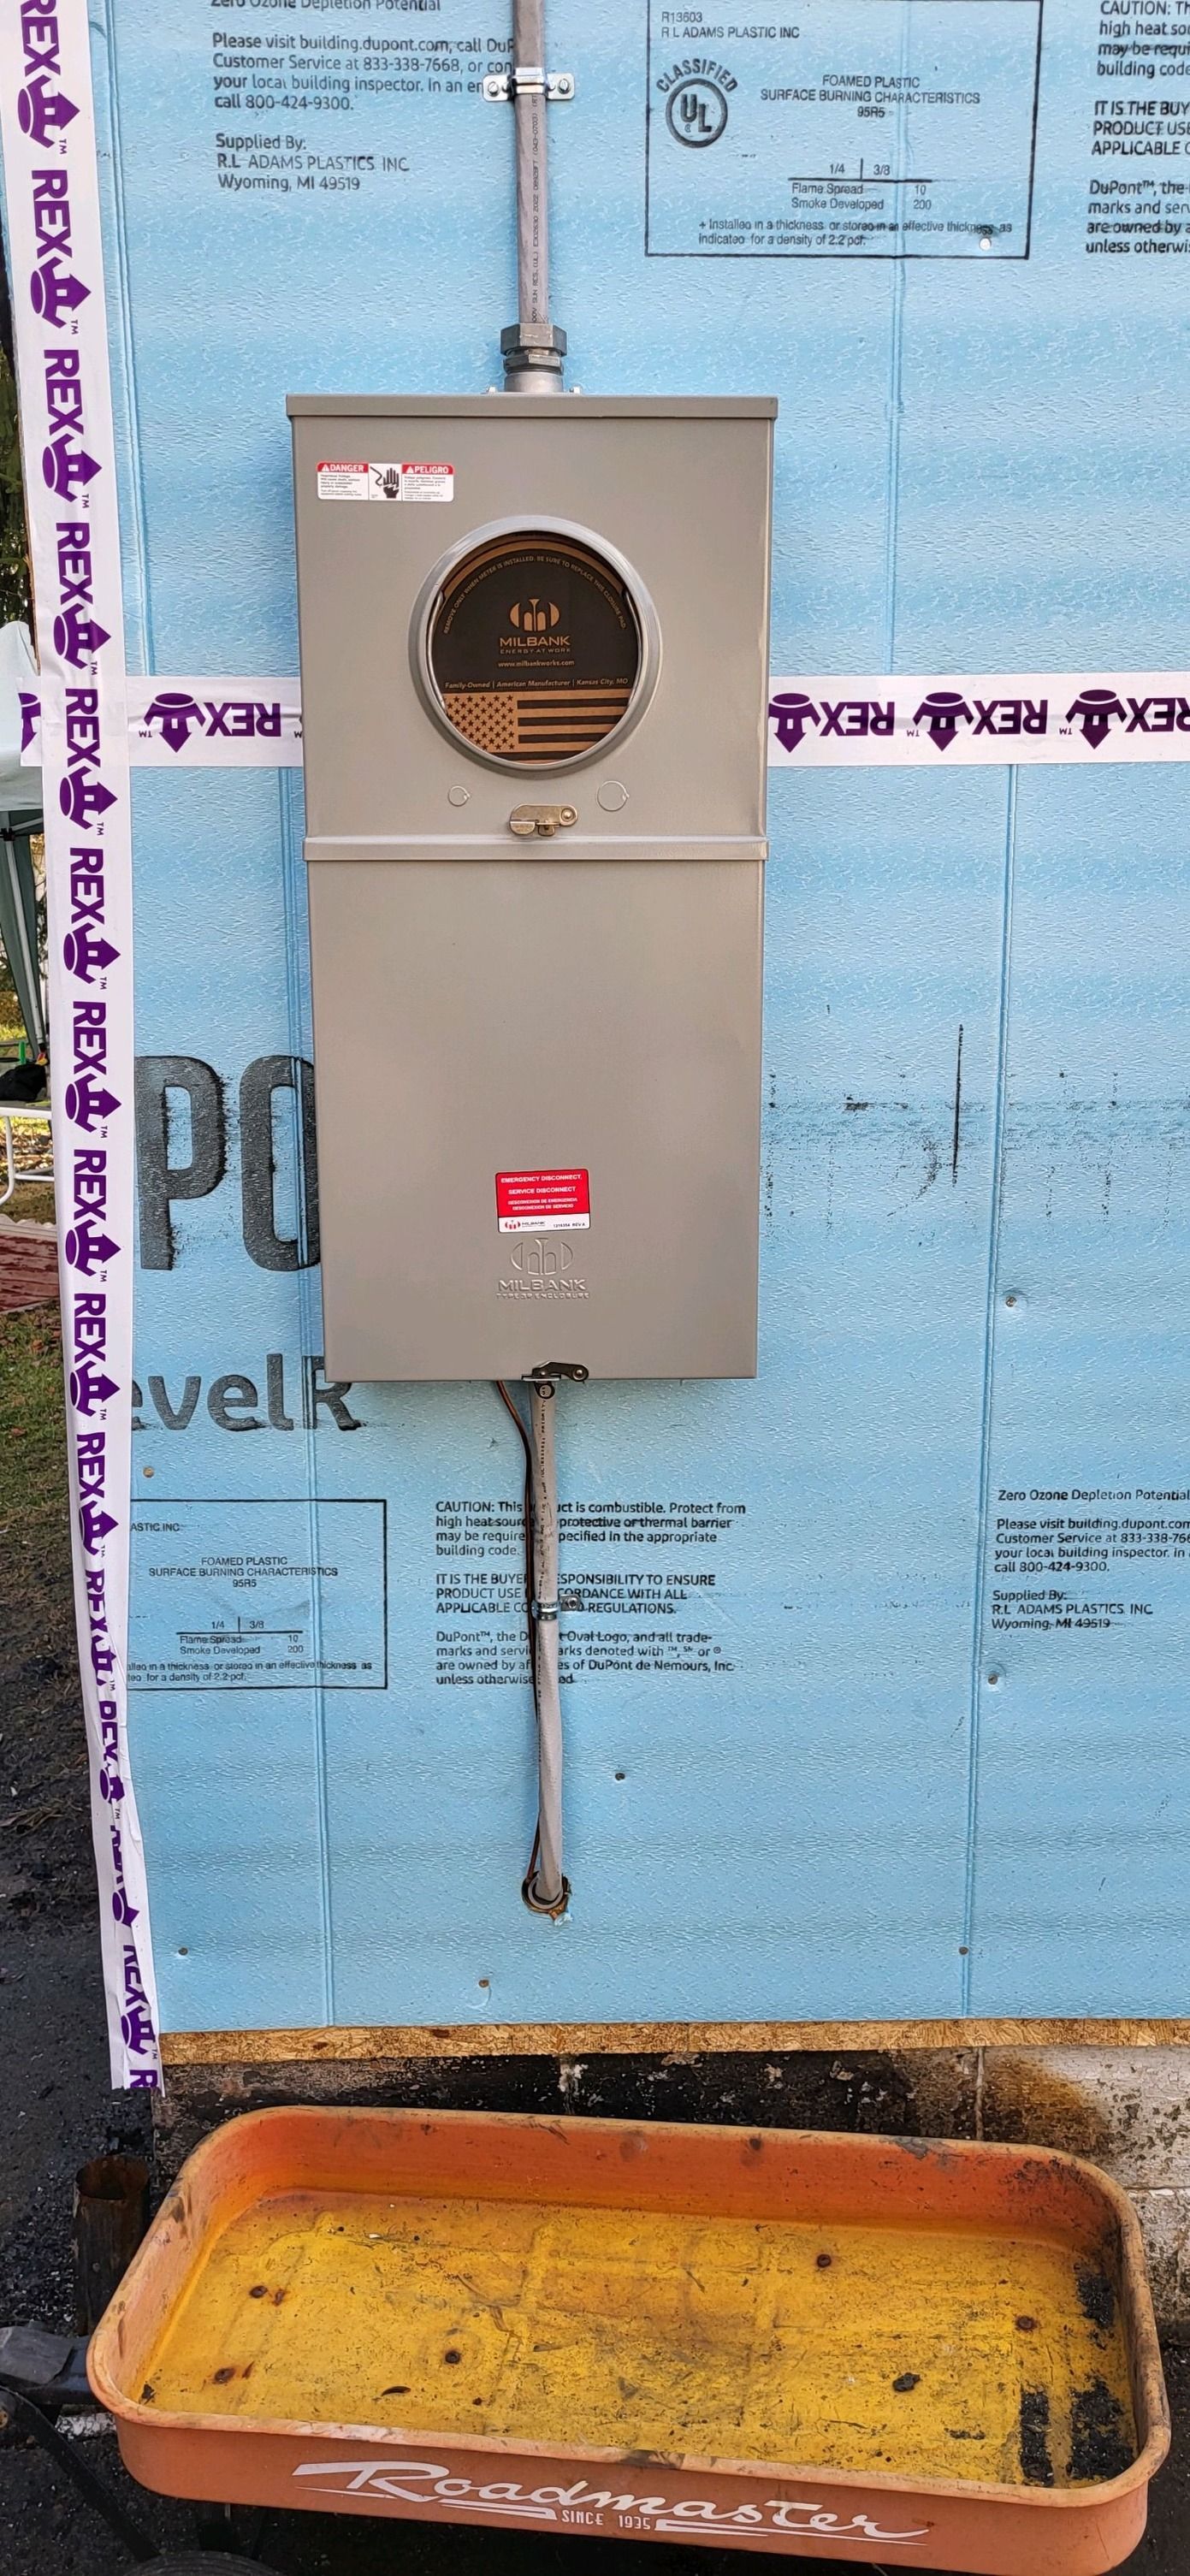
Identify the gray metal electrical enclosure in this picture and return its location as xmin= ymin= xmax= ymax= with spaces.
xmin=288 ymin=394 xmax=774 ymax=1381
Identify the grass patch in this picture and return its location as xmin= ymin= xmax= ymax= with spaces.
xmin=0 ymin=1306 xmax=68 ymax=1543
xmin=3 ymin=1181 xmax=56 ymax=1226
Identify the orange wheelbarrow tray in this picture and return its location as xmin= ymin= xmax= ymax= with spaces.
xmin=88 ymin=2105 xmax=1169 ymax=2575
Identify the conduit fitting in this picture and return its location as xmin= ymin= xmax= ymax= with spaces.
xmin=500 ymin=321 xmax=567 ymax=391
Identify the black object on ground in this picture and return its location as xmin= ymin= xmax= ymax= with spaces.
xmin=74 ymin=2156 xmax=151 ymax=2335
xmin=0 ymin=1057 xmax=46 ymax=1101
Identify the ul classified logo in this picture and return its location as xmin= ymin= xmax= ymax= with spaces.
xmin=666 ymin=75 xmax=730 ymax=146
xmin=510 ymin=596 xmax=560 ymax=632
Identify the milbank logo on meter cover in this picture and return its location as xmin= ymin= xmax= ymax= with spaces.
xmin=660 ymin=55 xmax=736 ymax=147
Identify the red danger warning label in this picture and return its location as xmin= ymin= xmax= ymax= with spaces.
xmin=495 ymin=1169 xmax=590 ymax=1234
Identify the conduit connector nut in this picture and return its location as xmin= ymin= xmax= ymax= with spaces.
xmin=500 ymin=321 xmax=567 ymax=387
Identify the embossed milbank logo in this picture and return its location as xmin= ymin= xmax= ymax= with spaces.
xmin=290 ymin=2461 xmax=932 ymax=2545
xmin=498 ymin=1238 xmax=588 ymax=1300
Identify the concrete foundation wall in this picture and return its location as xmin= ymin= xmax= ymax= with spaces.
xmin=154 ymin=2046 xmax=1190 ymax=2336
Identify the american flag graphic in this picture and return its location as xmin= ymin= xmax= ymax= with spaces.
xmin=445 ymin=687 xmax=632 ymax=761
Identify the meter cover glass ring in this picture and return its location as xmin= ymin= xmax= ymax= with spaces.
xmin=413 ymin=518 xmax=660 ymax=771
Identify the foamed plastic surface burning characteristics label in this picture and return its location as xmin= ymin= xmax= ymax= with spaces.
xmin=316 ymin=460 xmax=453 ymax=500
xmin=496 ymin=1170 xmax=591 ymax=1233
xmin=645 ymin=0 xmax=1042 ymax=259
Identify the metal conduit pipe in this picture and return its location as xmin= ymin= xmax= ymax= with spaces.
xmin=501 ymin=0 xmax=566 ymax=392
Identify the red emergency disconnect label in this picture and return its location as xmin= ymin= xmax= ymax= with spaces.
xmin=496 ymin=1168 xmax=590 ymax=1234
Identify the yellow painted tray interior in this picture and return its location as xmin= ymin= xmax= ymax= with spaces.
xmin=139 ymin=2178 xmax=1137 ymax=2492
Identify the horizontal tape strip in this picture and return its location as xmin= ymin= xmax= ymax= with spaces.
xmin=767 ymin=673 xmax=1190 ymax=766
xmin=12 ymin=671 xmax=1188 ymax=773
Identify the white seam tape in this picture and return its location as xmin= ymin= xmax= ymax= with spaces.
xmin=15 ymin=671 xmax=1190 ymax=771
xmin=766 ymin=672 xmax=1190 ymax=767
xmin=0 ymin=0 xmax=160 ymax=2087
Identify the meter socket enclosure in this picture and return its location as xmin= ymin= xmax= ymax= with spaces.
xmin=287 ymin=394 xmax=775 ymax=1380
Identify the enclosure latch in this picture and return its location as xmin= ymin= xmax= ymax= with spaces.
xmin=508 ymin=803 xmax=578 ymax=838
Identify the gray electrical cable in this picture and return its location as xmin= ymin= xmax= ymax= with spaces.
xmin=524 ymin=1378 xmax=566 ymax=1910
xmin=500 ymin=0 xmax=566 ymax=391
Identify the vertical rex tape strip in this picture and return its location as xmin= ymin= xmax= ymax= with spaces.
xmin=0 ymin=0 xmax=159 ymax=2086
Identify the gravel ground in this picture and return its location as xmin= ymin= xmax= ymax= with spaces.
xmin=1 ymin=1306 xmax=1188 ymax=2573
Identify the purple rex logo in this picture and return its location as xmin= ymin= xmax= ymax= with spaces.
xmin=64 ymin=1074 xmax=120 ymax=1130
xmin=60 ymin=773 xmax=115 ymax=827
xmin=78 ymin=1495 xmax=118 ymax=1552
xmin=18 ymin=75 xmax=78 ymax=146
xmin=62 ymin=925 xmax=119 ymax=983
xmin=913 ymin=692 xmax=973 ymax=752
xmin=141 ymin=691 xmax=203 ymax=752
xmin=140 ymin=693 xmax=295 ymax=751
xmin=768 ymin=690 xmax=819 ymax=752
xmin=70 ymin=1361 xmax=119 ymax=1416
xmin=120 ymin=2002 xmax=156 ymax=2057
xmin=43 ymin=431 xmax=99 ymax=499
xmin=1064 ymin=689 xmax=1128 ymax=749
xmin=1062 ymin=690 xmax=1190 ymax=748
xmin=768 ymin=692 xmax=896 ymax=753
xmin=54 ymin=604 xmax=110 ymax=668
xmin=29 ymin=258 xmax=88 ymax=327
xmin=18 ymin=690 xmax=40 ymax=755
xmin=64 ymin=1217 xmax=120 ymax=1276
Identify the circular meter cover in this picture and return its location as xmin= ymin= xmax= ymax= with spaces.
xmin=427 ymin=530 xmax=641 ymax=764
